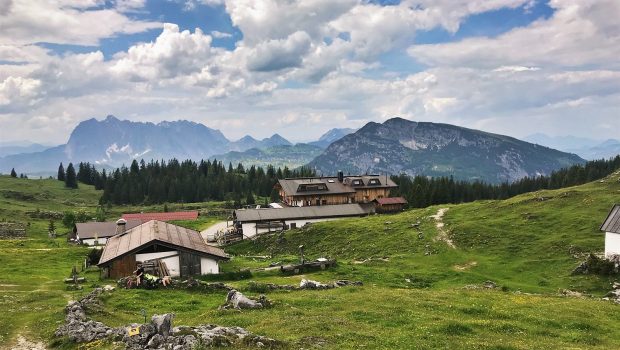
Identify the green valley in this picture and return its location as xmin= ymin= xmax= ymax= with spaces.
xmin=1 ymin=172 xmax=620 ymax=349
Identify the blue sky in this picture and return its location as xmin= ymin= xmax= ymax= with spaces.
xmin=0 ymin=0 xmax=618 ymax=144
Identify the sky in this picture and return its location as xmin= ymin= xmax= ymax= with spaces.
xmin=0 ymin=0 xmax=618 ymax=145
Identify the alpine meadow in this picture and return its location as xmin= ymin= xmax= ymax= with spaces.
xmin=1 ymin=1 xmax=620 ymax=349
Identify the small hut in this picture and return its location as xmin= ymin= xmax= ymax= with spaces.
xmin=600 ymin=204 xmax=620 ymax=259
xmin=98 ymin=220 xmax=228 ymax=278
xmin=372 ymin=197 xmax=408 ymax=213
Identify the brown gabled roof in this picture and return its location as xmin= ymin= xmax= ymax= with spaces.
xmin=374 ymin=197 xmax=408 ymax=205
xmin=601 ymin=204 xmax=620 ymax=234
xmin=277 ymin=175 xmax=398 ymax=197
xmin=122 ymin=211 xmax=199 ymax=222
xmin=75 ymin=220 xmax=142 ymax=239
xmin=98 ymin=220 xmax=228 ymax=266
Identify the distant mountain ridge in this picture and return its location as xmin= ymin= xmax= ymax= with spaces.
xmin=308 ymin=128 xmax=357 ymax=148
xmin=307 ymin=118 xmax=586 ymax=183
xmin=524 ymin=133 xmax=620 ymax=160
xmin=0 ymin=115 xmax=343 ymax=174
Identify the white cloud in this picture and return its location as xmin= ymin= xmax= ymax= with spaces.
xmin=0 ymin=0 xmax=160 ymax=46
xmin=246 ymin=31 xmax=312 ymax=72
xmin=210 ymin=30 xmax=232 ymax=39
xmin=408 ymin=0 xmax=620 ymax=69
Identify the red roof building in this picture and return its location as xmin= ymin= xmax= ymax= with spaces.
xmin=122 ymin=211 xmax=199 ymax=222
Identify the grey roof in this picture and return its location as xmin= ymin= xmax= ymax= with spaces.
xmin=601 ymin=204 xmax=620 ymax=234
xmin=98 ymin=220 xmax=228 ymax=265
xmin=278 ymin=177 xmax=355 ymax=196
xmin=234 ymin=203 xmax=374 ymax=222
xmin=75 ymin=220 xmax=142 ymax=239
xmin=277 ymin=175 xmax=397 ymax=197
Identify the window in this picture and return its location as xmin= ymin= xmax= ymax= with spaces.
xmin=367 ymin=178 xmax=381 ymax=185
xmin=351 ymin=179 xmax=364 ymax=186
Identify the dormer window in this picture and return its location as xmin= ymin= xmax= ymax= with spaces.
xmin=367 ymin=178 xmax=381 ymax=186
xmin=351 ymin=179 xmax=364 ymax=186
xmin=298 ymin=183 xmax=328 ymax=192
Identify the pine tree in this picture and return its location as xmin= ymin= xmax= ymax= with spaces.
xmin=65 ymin=163 xmax=78 ymax=189
xmin=246 ymin=191 xmax=255 ymax=205
xmin=10 ymin=168 xmax=17 ymax=177
xmin=57 ymin=163 xmax=65 ymax=181
xmin=48 ymin=220 xmax=56 ymax=233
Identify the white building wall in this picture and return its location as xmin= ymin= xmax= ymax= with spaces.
xmin=82 ymin=237 xmax=108 ymax=246
xmin=135 ymin=251 xmax=181 ymax=277
xmin=200 ymin=258 xmax=219 ymax=274
xmin=605 ymin=232 xmax=620 ymax=258
xmin=242 ymin=217 xmax=343 ymax=238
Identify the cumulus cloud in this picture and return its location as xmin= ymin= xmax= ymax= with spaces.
xmin=1 ymin=0 xmax=619 ymax=144
xmin=408 ymin=0 xmax=620 ymax=69
xmin=111 ymin=24 xmax=215 ymax=81
xmin=0 ymin=0 xmax=160 ymax=46
xmin=246 ymin=31 xmax=312 ymax=72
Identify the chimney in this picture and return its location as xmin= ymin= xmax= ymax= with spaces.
xmin=337 ymin=170 xmax=344 ymax=182
xmin=115 ymin=218 xmax=127 ymax=235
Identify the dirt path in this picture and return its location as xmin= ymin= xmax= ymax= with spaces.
xmin=8 ymin=336 xmax=47 ymax=350
xmin=200 ymin=221 xmax=230 ymax=243
xmin=430 ymin=208 xmax=455 ymax=249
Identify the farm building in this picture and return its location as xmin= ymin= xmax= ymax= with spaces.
xmin=233 ymin=203 xmax=375 ymax=238
xmin=275 ymin=172 xmax=398 ymax=207
xmin=600 ymin=204 xmax=620 ymax=259
xmin=122 ymin=211 xmax=199 ymax=223
xmin=71 ymin=219 xmax=141 ymax=246
xmin=373 ymin=197 xmax=408 ymax=213
xmin=98 ymin=220 xmax=228 ymax=278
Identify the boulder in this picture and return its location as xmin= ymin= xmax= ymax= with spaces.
xmin=151 ymin=313 xmax=174 ymax=337
xmin=225 ymin=290 xmax=265 ymax=309
xmin=300 ymin=279 xmax=334 ymax=290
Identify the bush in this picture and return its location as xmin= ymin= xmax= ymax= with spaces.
xmin=585 ymin=254 xmax=617 ymax=275
xmin=87 ymin=249 xmax=103 ymax=266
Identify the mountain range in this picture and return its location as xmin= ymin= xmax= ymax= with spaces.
xmin=0 ymin=115 xmax=341 ymax=175
xmin=524 ymin=133 xmax=620 ymax=160
xmin=308 ymin=118 xmax=586 ymax=183
xmin=0 ymin=115 xmax=593 ymax=183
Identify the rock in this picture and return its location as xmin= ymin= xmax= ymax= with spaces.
xmin=482 ymin=280 xmax=497 ymax=289
xmin=151 ymin=313 xmax=174 ymax=337
xmin=103 ymin=284 xmax=115 ymax=291
xmin=225 ymin=290 xmax=265 ymax=309
xmin=300 ymin=279 xmax=334 ymax=290
xmin=147 ymin=334 xmax=164 ymax=348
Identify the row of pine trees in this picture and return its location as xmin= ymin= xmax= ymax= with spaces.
xmin=10 ymin=155 xmax=619 ymax=209
xmin=391 ymin=155 xmax=620 ymax=208
xmin=60 ymin=159 xmax=314 ymax=205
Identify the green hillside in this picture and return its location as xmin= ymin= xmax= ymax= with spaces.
xmin=1 ymin=173 xmax=620 ymax=349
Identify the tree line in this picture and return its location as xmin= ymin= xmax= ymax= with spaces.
xmin=43 ymin=154 xmax=620 ymax=209
xmin=64 ymin=159 xmax=314 ymax=206
xmin=391 ymin=155 xmax=620 ymax=208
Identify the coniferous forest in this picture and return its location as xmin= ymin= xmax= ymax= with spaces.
xmin=63 ymin=155 xmax=620 ymax=208
xmin=392 ymin=155 xmax=620 ymax=208
xmin=73 ymin=159 xmax=314 ymax=205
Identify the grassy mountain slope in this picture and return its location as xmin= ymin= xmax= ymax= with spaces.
xmin=2 ymin=174 xmax=620 ymax=349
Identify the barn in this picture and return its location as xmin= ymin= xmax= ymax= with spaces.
xmin=72 ymin=219 xmax=141 ymax=246
xmin=233 ymin=203 xmax=375 ymax=238
xmin=98 ymin=220 xmax=228 ymax=278
xmin=373 ymin=197 xmax=408 ymax=213
xmin=600 ymin=204 xmax=620 ymax=259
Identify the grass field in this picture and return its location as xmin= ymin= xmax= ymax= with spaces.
xmin=1 ymin=173 xmax=620 ymax=349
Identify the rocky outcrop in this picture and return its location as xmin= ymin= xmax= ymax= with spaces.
xmin=56 ymin=288 xmax=281 ymax=349
xmin=223 ymin=290 xmax=269 ymax=309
